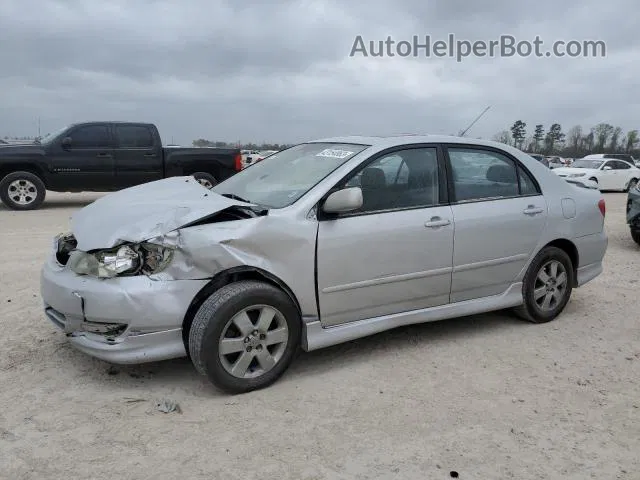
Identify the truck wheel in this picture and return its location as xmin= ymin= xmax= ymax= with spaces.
xmin=0 ymin=171 xmax=46 ymax=210
xmin=192 ymin=172 xmax=217 ymax=189
xmin=188 ymin=280 xmax=301 ymax=394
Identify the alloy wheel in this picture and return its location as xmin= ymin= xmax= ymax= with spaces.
xmin=533 ymin=260 xmax=568 ymax=311
xmin=7 ymin=179 xmax=37 ymax=205
xmin=218 ymin=305 xmax=289 ymax=379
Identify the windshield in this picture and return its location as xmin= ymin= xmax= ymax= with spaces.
xmin=571 ymin=159 xmax=603 ymax=169
xmin=211 ymin=142 xmax=369 ymax=208
xmin=39 ymin=125 xmax=70 ymax=145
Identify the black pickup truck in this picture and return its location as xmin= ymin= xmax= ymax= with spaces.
xmin=0 ymin=121 xmax=242 ymax=210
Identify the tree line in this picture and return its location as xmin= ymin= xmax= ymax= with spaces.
xmin=494 ymin=121 xmax=640 ymax=158
xmin=192 ymin=139 xmax=291 ymax=150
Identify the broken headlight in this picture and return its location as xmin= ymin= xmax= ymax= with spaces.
xmin=68 ymin=243 xmax=174 ymax=278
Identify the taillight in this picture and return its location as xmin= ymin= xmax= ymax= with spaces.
xmin=234 ymin=153 xmax=242 ymax=171
xmin=598 ymin=198 xmax=606 ymax=217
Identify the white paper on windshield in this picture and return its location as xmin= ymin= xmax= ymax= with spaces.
xmin=316 ymin=149 xmax=354 ymax=159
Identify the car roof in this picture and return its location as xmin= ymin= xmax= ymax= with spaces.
xmin=307 ymin=134 xmax=510 ymax=150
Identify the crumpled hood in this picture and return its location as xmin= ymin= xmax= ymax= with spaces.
xmin=71 ymin=176 xmax=251 ymax=251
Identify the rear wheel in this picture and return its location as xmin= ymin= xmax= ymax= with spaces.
xmin=188 ymin=280 xmax=301 ymax=394
xmin=0 ymin=171 xmax=46 ymax=210
xmin=514 ymin=246 xmax=574 ymax=323
xmin=192 ymin=172 xmax=217 ymax=189
xmin=626 ymin=178 xmax=638 ymax=192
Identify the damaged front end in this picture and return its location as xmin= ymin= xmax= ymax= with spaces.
xmin=67 ymin=241 xmax=173 ymax=278
xmin=41 ymin=176 xmax=318 ymax=364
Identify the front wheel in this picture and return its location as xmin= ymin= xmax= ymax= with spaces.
xmin=0 ymin=171 xmax=46 ymax=210
xmin=513 ymin=246 xmax=574 ymax=323
xmin=192 ymin=172 xmax=217 ymax=189
xmin=188 ymin=280 xmax=301 ymax=394
xmin=631 ymin=229 xmax=640 ymax=246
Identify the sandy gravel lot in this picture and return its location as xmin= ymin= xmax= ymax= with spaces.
xmin=0 ymin=191 xmax=638 ymax=480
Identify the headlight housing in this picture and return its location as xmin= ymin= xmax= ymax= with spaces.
xmin=68 ymin=242 xmax=174 ymax=278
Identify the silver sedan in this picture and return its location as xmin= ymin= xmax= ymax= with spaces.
xmin=40 ymin=135 xmax=608 ymax=393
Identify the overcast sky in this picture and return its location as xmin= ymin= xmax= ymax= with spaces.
xmin=0 ymin=0 xmax=638 ymax=145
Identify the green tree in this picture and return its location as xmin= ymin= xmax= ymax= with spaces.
xmin=533 ymin=124 xmax=544 ymax=152
xmin=544 ymin=124 xmax=564 ymax=153
xmin=593 ymin=123 xmax=614 ymax=152
xmin=510 ymin=120 xmax=527 ymax=149
xmin=609 ymin=126 xmax=623 ymax=152
xmin=492 ymin=130 xmax=511 ymax=145
xmin=192 ymin=138 xmax=215 ymax=147
xmin=566 ymin=125 xmax=582 ymax=157
xmin=625 ymin=130 xmax=639 ymax=153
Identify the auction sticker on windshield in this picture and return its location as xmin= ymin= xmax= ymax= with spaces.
xmin=316 ymin=149 xmax=354 ymax=159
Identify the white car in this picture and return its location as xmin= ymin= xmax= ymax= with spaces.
xmin=240 ymin=150 xmax=262 ymax=169
xmin=553 ymin=157 xmax=640 ymax=191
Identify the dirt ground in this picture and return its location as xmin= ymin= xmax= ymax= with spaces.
xmin=0 ymin=191 xmax=638 ymax=480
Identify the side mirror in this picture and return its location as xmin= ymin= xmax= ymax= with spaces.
xmin=602 ymin=165 xmax=612 ymax=170
xmin=322 ymin=187 xmax=363 ymax=214
xmin=61 ymin=137 xmax=72 ymax=149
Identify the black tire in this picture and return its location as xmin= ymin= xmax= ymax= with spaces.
xmin=188 ymin=280 xmax=301 ymax=394
xmin=0 ymin=171 xmax=46 ymax=210
xmin=631 ymin=229 xmax=640 ymax=246
xmin=192 ymin=172 xmax=217 ymax=189
xmin=626 ymin=178 xmax=638 ymax=192
xmin=513 ymin=246 xmax=574 ymax=324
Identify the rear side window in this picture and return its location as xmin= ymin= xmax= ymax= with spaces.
xmin=448 ymin=148 xmax=518 ymax=201
xmin=447 ymin=148 xmax=539 ymax=202
xmin=518 ymin=166 xmax=540 ymax=195
xmin=70 ymin=125 xmax=110 ymax=148
xmin=116 ymin=125 xmax=154 ymax=148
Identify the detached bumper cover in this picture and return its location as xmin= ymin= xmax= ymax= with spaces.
xmin=40 ymin=257 xmax=208 ymax=364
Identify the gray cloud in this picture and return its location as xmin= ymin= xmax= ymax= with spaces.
xmin=0 ymin=0 xmax=638 ymax=144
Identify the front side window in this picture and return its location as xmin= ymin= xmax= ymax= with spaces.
xmin=342 ymin=147 xmax=439 ymax=213
xmin=212 ymin=142 xmax=368 ymax=208
xmin=69 ymin=125 xmax=111 ymax=148
xmin=612 ymin=160 xmax=631 ymax=170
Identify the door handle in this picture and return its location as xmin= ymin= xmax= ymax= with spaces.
xmin=523 ymin=205 xmax=544 ymax=215
xmin=424 ymin=216 xmax=451 ymax=228
xmin=144 ymin=153 xmax=157 ymax=157
xmin=96 ymin=153 xmax=112 ymax=158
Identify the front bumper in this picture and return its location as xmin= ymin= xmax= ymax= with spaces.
xmin=40 ymin=256 xmax=208 ymax=364
xmin=627 ymin=187 xmax=640 ymax=230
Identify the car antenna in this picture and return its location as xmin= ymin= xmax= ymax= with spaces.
xmin=458 ymin=105 xmax=491 ymax=137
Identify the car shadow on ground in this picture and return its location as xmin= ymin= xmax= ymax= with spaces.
xmin=288 ymin=310 xmax=524 ymax=379
xmin=0 ymin=199 xmax=97 ymax=211
xmin=52 ymin=310 xmax=525 ymax=395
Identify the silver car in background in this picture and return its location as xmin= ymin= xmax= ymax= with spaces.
xmin=41 ymin=135 xmax=608 ymax=393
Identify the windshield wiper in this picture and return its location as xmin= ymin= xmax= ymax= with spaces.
xmin=220 ymin=193 xmax=252 ymax=203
